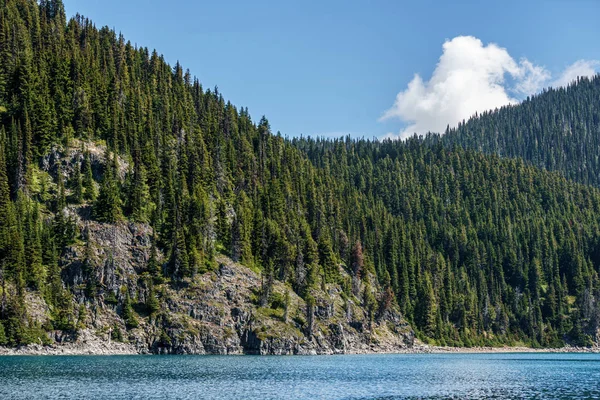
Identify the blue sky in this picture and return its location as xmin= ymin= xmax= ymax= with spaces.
xmin=63 ymin=0 xmax=600 ymax=139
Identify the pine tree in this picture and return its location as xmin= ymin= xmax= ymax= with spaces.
xmin=94 ymin=151 xmax=122 ymax=222
xmin=127 ymin=149 xmax=152 ymax=222
xmin=71 ymin=159 xmax=83 ymax=204
xmin=169 ymin=226 xmax=189 ymax=280
xmin=145 ymin=278 xmax=160 ymax=315
xmin=122 ymin=293 xmax=139 ymax=329
xmin=351 ymin=240 xmax=364 ymax=297
xmin=82 ymin=228 xmax=97 ymax=299
xmin=0 ymin=320 xmax=7 ymax=345
xmin=260 ymin=260 xmax=274 ymax=307
xmin=0 ymin=141 xmax=12 ymax=287
xmin=24 ymin=200 xmax=44 ymax=290
xmin=318 ymin=233 xmax=337 ymax=283
xmin=56 ymin=171 xmax=66 ymax=212
xmin=147 ymin=239 xmax=162 ymax=280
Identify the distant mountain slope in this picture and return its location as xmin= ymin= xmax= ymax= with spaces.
xmin=433 ymin=75 xmax=600 ymax=186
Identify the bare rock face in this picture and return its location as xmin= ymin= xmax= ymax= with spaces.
xmin=24 ymin=292 xmax=51 ymax=326
xmin=57 ymin=218 xmax=414 ymax=355
xmin=61 ymin=221 xmax=153 ymax=308
xmin=41 ymin=140 xmax=129 ymax=181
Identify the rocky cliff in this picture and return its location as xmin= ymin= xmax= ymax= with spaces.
xmin=4 ymin=142 xmax=415 ymax=355
xmin=22 ymin=221 xmax=414 ymax=355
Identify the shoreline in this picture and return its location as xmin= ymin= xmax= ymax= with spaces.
xmin=1 ymin=343 xmax=598 ymax=356
xmin=409 ymin=344 xmax=600 ymax=354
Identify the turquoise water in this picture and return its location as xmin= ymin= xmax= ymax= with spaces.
xmin=1 ymin=353 xmax=600 ymax=399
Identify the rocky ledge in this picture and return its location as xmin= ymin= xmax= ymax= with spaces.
xmin=9 ymin=216 xmax=414 ymax=355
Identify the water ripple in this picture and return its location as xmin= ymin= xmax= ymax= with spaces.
xmin=1 ymin=353 xmax=599 ymax=399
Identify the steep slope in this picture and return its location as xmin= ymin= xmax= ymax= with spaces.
xmin=0 ymin=0 xmax=599 ymax=352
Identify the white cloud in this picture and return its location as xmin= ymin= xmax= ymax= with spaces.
xmin=513 ymin=59 xmax=551 ymax=95
xmin=551 ymin=60 xmax=600 ymax=88
xmin=381 ymin=36 xmax=599 ymax=140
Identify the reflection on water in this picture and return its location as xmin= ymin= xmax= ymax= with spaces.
xmin=1 ymin=353 xmax=600 ymax=399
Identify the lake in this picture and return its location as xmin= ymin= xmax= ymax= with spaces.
xmin=1 ymin=353 xmax=599 ymax=399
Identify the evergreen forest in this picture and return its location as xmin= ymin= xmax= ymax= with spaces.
xmin=1 ymin=0 xmax=600 ymax=349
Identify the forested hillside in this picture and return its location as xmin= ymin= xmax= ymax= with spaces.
xmin=433 ymin=76 xmax=600 ymax=187
xmin=1 ymin=0 xmax=600 ymax=350
xmin=295 ymin=137 xmax=600 ymax=346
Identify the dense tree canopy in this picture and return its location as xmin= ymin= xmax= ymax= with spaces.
xmin=430 ymin=75 xmax=600 ymax=188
